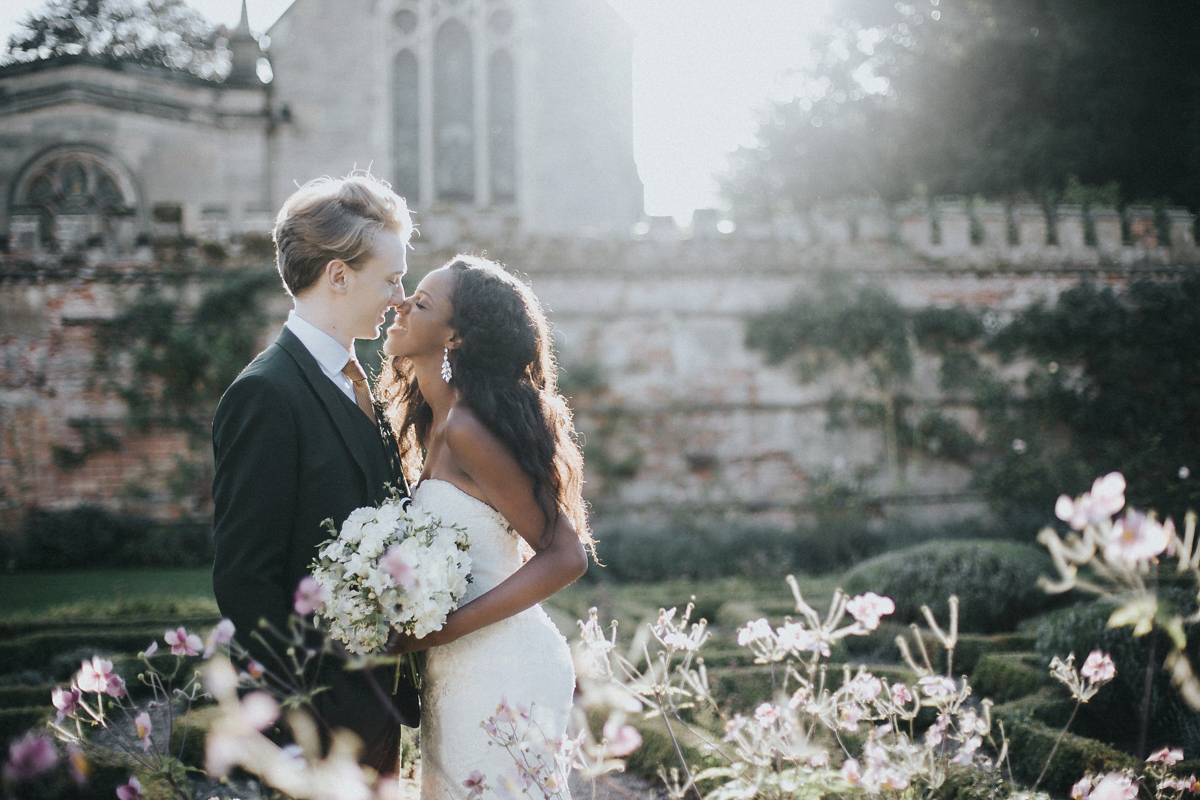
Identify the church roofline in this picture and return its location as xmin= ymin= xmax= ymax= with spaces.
xmin=0 ymin=53 xmax=256 ymax=90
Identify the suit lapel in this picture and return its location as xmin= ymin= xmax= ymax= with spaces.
xmin=276 ymin=328 xmax=384 ymax=489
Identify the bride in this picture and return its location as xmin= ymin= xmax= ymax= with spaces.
xmin=379 ymin=254 xmax=592 ymax=798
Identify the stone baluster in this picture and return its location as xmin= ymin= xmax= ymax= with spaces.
xmin=935 ymin=199 xmax=971 ymax=253
xmin=1012 ymin=204 xmax=1047 ymax=250
xmin=1091 ymin=207 xmax=1123 ymax=254
xmin=974 ymin=203 xmax=1008 ymax=250
xmin=1164 ymin=207 xmax=1196 ymax=252
xmin=1055 ymin=204 xmax=1087 ymax=252
xmin=898 ymin=202 xmax=932 ymax=251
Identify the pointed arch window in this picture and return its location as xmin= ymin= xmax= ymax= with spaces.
xmin=434 ymin=19 xmax=475 ymax=202
xmin=392 ymin=49 xmax=420 ymax=205
xmin=488 ymin=49 xmax=516 ymax=204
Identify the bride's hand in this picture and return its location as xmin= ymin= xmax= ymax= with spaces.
xmin=385 ymin=619 xmax=455 ymax=655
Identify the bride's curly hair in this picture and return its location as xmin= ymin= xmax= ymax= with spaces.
xmin=380 ymin=255 xmax=592 ymax=555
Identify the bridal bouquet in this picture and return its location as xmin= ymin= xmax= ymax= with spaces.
xmin=309 ymin=488 xmax=471 ymax=656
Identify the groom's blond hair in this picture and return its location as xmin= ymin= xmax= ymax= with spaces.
xmin=272 ymin=171 xmax=414 ymax=297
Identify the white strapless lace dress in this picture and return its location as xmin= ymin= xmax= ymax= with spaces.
xmin=412 ymin=480 xmax=575 ymax=800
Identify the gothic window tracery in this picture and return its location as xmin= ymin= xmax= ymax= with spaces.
xmin=11 ymin=150 xmax=137 ymax=252
xmin=389 ymin=0 xmax=518 ymax=208
xmin=434 ymin=18 xmax=475 ymax=202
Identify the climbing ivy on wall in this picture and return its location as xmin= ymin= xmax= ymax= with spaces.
xmin=746 ymin=272 xmax=1200 ymax=532
xmin=92 ymin=269 xmax=278 ymax=437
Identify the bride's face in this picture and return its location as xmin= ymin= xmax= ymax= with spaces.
xmin=383 ymin=267 xmax=457 ymax=359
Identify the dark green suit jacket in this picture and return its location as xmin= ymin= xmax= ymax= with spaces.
xmin=211 ymin=326 xmax=416 ymax=771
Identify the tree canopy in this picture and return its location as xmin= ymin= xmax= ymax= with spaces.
xmin=4 ymin=0 xmax=232 ymax=80
xmin=722 ymin=0 xmax=1200 ymax=215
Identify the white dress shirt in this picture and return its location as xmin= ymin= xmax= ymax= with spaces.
xmin=285 ymin=311 xmax=358 ymax=404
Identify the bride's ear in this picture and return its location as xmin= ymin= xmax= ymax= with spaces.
xmin=446 ymin=333 xmax=461 ymax=351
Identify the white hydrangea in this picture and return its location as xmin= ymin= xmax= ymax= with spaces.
xmin=309 ymin=493 xmax=471 ymax=655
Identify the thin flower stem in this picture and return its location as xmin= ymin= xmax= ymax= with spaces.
xmin=654 ymin=688 xmax=698 ymax=800
xmin=1031 ymin=698 xmax=1080 ymax=793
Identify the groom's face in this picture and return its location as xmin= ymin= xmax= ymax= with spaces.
xmin=342 ymin=230 xmax=408 ymax=340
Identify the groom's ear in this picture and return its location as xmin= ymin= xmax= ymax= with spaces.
xmin=325 ymin=259 xmax=350 ymax=294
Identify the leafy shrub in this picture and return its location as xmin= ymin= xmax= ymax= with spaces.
xmin=993 ymin=699 xmax=1135 ymax=795
xmin=592 ymin=516 xmax=1001 ymax=582
xmin=14 ymin=506 xmax=213 ymax=570
xmin=970 ymin=653 xmax=1046 ymax=703
xmin=841 ymin=540 xmax=1063 ymax=633
xmin=1034 ymin=592 xmax=1200 ymax=755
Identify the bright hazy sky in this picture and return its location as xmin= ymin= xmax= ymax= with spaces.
xmin=0 ymin=0 xmax=831 ymax=222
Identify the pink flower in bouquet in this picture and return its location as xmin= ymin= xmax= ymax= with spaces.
xmin=1147 ymin=746 xmax=1184 ymax=765
xmin=1071 ymin=776 xmax=1094 ymax=800
xmin=116 ymin=775 xmax=144 ymax=800
xmin=1081 ymin=650 xmax=1116 ymax=684
xmin=1105 ymin=509 xmax=1170 ymax=566
xmin=51 ymin=686 xmax=81 ymax=720
xmin=76 ymin=656 xmax=119 ymax=695
xmin=66 ymin=744 xmax=87 ymax=786
xmin=840 ymin=757 xmax=862 ymax=785
xmin=165 ymin=626 xmax=203 ymax=657
xmin=846 ymin=592 xmax=896 ymax=631
xmin=3 ymin=731 xmax=59 ymax=782
xmin=890 ymin=682 xmax=913 ymax=706
xmin=143 ymin=640 xmax=158 ymax=658
xmin=380 ymin=544 xmax=419 ymax=590
xmin=135 ymin=711 xmax=153 ymax=752
xmin=293 ymin=575 xmax=328 ymax=615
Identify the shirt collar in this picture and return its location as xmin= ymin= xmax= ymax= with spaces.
xmin=285 ymin=311 xmax=353 ymax=375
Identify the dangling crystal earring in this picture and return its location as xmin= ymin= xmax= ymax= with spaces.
xmin=441 ymin=348 xmax=453 ymax=383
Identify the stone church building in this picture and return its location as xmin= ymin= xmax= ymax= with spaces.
xmin=0 ymin=0 xmax=644 ymax=255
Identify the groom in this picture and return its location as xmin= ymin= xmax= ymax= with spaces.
xmin=211 ymin=172 xmax=417 ymax=773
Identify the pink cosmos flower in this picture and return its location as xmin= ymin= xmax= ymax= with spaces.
xmin=240 ymin=692 xmax=280 ymax=732
xmin=602 ymin=720 xmax=643 ymax=756
xmin=1147 ymin=746 xmax=1184 ymax=765
xmin=1071 ymin=776 xmax=1094 ymax=800
xmin=890 ymin=682 xmax=913 ymax=706
xmin=463 ymin=770 xmax=486 ymax=798
xmin=737 ymin=617 xmax=773 ymax=646
xmin=1081 ymin=650 xmax=1116 ymax=684
xmin=754 ymin=702 xmax=779 ymax=726
xmin=846 ymin=592 xmax=896 ymax=631
xmin=380 ymin=545 xmax=419 ymax=590
xmin=203 ymin=619 xmax=236 ymax=658
xmin=840 ymin=757 xmax=862 ymax=785
xmin=164 ymin=626 xmax=203 ymax=657
xmin=135 ymin=711 xmax=153 ymax=752
xmin=76 ymin=656 xmax=117 ymax=694
xmin=116 ymin=775 xmax=144 ymax=800
xmin=3 ymin=731 xmax=59 ymax=782
xmin=1056 ymin=472 xmax=1127 ymax=530
xmin=919 ymin=675 xmax=958 ymax=698
xmin=51 ymin=686 xmax=81 ymax=720
xmin=293 ymin=576 xmax=328 ymax=615
xmin=1089 ymin=773 xmax=1138 ymax=800
xmin=1105 ymin=509 xmax=1170 ymax=566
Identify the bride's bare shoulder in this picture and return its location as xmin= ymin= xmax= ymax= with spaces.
xmin=442 ymin=404 xmax=507 ymax=461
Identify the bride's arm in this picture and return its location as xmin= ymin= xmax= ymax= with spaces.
xmin=387 ymin=409 xmax=587 ymax=654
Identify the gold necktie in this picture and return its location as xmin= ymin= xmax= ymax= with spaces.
xmin=341 ymin=359 xmax=377 ymax=423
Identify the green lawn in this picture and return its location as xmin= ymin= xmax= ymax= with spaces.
xmin=0 ymin=568 xmax=216 ymax=616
